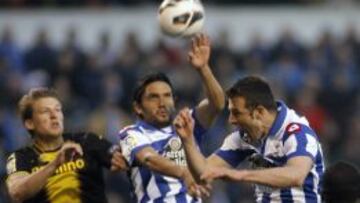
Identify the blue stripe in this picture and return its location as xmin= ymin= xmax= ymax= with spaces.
xmin=315 ymin=150 xmax=324 ymax=200
xmin=191 ymin=109 xmax=207 ymax=145
xmin=139 ymin=166 xmax=152 ymax=203
xmin=280 ymin=188 xmax=294 ymax=203
xmin=118 ymin=125 xmax=141 ymax=140
xmin=282 ymin=124 xmax=318 ymax=144
xmin=268 ymin=101 xmax=287 ymax=137
xmin=303 ymin=172 xmax=318 ymax=203
xmin=153 ymin=173 xmax=171 ymax=202
xmin=174 ymin=191 xmax=187 ymax=203
xmin=260 ymin=136 xmax=268 ymax=154
xmin=151 ymin=136 xmax=173 ymax=154
xmin=130 ymin=144 xmax=151 ymax=165
xmin=215 ymin=149 xmax=255 ymax=167
xmin=261 ymin=192 xmax=271 ymax=203
xmin=283 ymin=124 xmax=317 ymax=161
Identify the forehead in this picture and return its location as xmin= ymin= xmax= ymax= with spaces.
xmin=33 ymin=97 xmax=61 ymax=109
xmin=228 ymin=96 xmax=246 ymax=110
xmin=144 ymin=81 xmax=172 ymax=95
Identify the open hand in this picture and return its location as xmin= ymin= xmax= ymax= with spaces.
xmin=53 ymin=142 xmax=83 ymax=167
xmin=182 ymin=169 xmax=211 ymax=198
xmin=173 ymin=108 xmax=194 ymax=141
xmin=188 ymin=33 xmax=211 ymax=70
xmin=111 ymin=148 xmax=129 ymax=171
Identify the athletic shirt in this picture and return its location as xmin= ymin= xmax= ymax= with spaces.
xmin=215 ymin=101 xmax=325 ymax=203
xmin=118 ymin=110 xmax=205 ymax=203
xmin=5 ymin=132 xmax=113 ymax=203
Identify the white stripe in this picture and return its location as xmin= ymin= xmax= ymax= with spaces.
xmin=310 ymin=167 xmax=321 ymax=202
xmin=269 ymin=189 xmax=281 ymax=203
xmin=290 ymin=187 xmax=306 ymax=203
xmin=305 ymin=134 xmax=318 ymax=157
xmin=147 ymin=175 xmax=161 ymax=200
xmin=162 ymin=195 xmax=176 ymax=203
xmin=284 ymin=135 xmax=297 ymax=155
xmin=163 ymin=176 xmax=182 ymax=196
xmin=131 ymin=167 xmax=145 ymax=202
xmin=221 ymin=132 xmax=255 ymax=151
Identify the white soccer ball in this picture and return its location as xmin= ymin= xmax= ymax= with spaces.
xmin=158 ymin=0 xmax=205 ymax=37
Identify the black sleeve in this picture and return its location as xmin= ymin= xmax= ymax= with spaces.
xmin=80 ymin=132 xmax=113 ymax=169
xmin=6 ymin=150 xmax=32 ymax=177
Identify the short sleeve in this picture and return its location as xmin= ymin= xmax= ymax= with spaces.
xmin=119 ymin=128 xmax=151 ymax=166
xmin=283 ymin=123 xmax=319 ymax=161
xmin=81 ymin=132 xmax=113 ymax=168
xmin=214 ymin=132 xmax=256 ymax=167
xmin=6 ymin=152 xmax=31 ymax=178
xmin=191 ymin=109 xmax=207 ymax=145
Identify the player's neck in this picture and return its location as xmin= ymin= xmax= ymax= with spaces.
xmin=33 ymin=135 xmax=64 ymax=152
xmin=262 ymin=111 xmax=277 ymax=137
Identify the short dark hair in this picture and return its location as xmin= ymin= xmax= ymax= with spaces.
xmin=132 ymin=72 xmax=174 ymax=104
xmin=226 ymin=76 xmax=277 ymax=111
xmin=322 ymin=161 xmax=360 ymax=203
xmin=18 ymin=87 xmax=60 ymax=123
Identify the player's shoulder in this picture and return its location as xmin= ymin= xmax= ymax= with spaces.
xmin=6 ymin=147 xmax=35 ymax=175
xmin=63 ymin=132 xmax=103 ymax=143
xmin=8 ymin=146 xmax=35 ymax=159
xmin=118 ymin=124 xmax=143 ymax=140
xmin=285 ymin=122 xmax=315 ymax=135
xmin=282 ymin=122 xmax=317 ymax=142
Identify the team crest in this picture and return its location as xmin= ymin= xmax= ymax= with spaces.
xmin=125 ymin=135 xmax=137 ymax=149
xmin=169 ymin=137 xmax=182 ymax=151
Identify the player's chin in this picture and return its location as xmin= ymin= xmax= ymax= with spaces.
xmin=47 ymin=129 xmax=63 ymax=137
xmin=156 ymin=116 xmax=171 ymax=126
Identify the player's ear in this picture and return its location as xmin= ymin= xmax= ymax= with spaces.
xmin=251 ymin=106 xmax=261 ymax=120
xmin=133 ymin=102 xmax=143 ymax=118
xmin=24 ymin=119 xmax=35 ymax=131
xmin=252 ymin=106 xmax=264 ymax=120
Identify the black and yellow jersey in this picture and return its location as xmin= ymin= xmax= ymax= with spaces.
xmin=6 ymin=132 xmax=113 ymax=203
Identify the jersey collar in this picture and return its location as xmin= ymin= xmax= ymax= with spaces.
xmin=267 ymin=101 xmax=288 ymax=137
xmin=136 ymin=120 xmax=174 ymax=134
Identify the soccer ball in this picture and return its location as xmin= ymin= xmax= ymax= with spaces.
xmin=158 ymin=0 xmax=205 ymax=37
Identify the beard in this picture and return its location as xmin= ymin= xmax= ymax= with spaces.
xmin=144 ymin=105 xmax=176 ymax=128
xmin=156 ymin=106 xmax=176 ymax=127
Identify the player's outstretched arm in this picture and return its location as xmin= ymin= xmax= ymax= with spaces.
xmin=135 ymin=146 xmax=209 ymax=198
xmin=174 ymin=108 xmax=230 ymax=182
xmin=189 ymin=34 xmax=225 ymax=128
xmin=6 ymin=142 xmax=83 ymax=202
xmin=201 ymin=156 xmax=313 ymax=188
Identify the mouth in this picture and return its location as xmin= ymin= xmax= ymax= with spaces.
xmin=157 ymin=109 xmax=169 ymax=117
xmin=51 ymin=122 xmax=62 ymax=129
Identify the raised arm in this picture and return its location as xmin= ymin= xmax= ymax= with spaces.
xmin=189 ymin=34 xmax=225 ymax=128
xmin=174 ymin=108 xmax=230 ymax=182
xmin=6 ymin=142 xmax=83 ymax=202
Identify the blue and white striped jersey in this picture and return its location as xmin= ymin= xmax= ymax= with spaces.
xmin=118 ymin=110 xmax=205 ymax=203
xmin=215 ymin=101 xmax=325 ymax=203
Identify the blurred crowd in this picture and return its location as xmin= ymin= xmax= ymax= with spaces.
xmin=0 ymin=24 xmax=359 ymax=202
